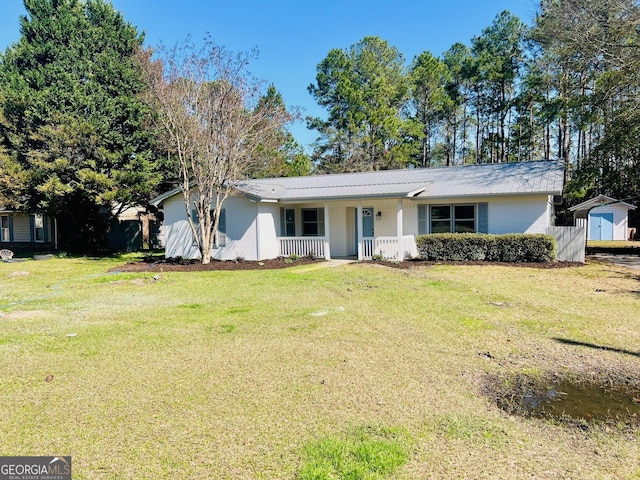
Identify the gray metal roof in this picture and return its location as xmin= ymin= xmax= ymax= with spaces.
xmin=569 ymin=194 xmax=637 ymax=214
xmin=235 ymin=160 xmax=564 ymax=202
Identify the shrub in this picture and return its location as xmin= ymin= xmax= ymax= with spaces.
xmin=416 ymin=233 xmax=556 ymax=263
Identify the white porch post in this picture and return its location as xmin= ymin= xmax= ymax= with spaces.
xmin=324 ymin=202 xmax=331 ymax=260
xmin=396 ymin=199 xmax=403 ymax=261
xmin=356 ymin=203 xmax=363 ymax=260
xmin=256 ymin=203 xmax=262 ymax=260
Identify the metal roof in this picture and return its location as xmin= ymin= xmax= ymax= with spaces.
xmin=149 ymin=160 xmax=564 ymax=206
xmin=569 ymin=194 xmax=637 ymax=214
xmin=235 ymin=160 xmax=564 ymax=202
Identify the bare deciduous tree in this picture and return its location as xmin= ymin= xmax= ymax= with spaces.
xmin=140 ymin=36 xmax=290 ymax=264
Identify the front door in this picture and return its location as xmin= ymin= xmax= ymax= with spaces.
xmin=354 ymin=207 xmax=374 ymax=251
xmin=590 ymin=212 xmax=614 ymax=240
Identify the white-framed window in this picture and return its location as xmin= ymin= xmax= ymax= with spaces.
xmin=280 ymin=208 xmax=295 ymax=237
xmin=418 ymin=203 xmax=488 ymax=234
xmin=301 ymin=208 xmax=325 ymax=236
xmin=33 ymin=214 xmax=45 ymax=242
xmin=190 ymin=208 xmax=226 ymax=247
xmin=215 ymin=208 xmax=226 ymax=247
xmin=1 ymin=215 xmax=10 ymax=242
xmin=431 ymin=204 xmax=475 ymax=233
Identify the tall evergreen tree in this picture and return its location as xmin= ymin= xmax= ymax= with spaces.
xmin=471 ymin=11 xmax=527 ymax=163
xmin=409 ymin=51 xmax=451 ymax=167
xmin=308 ymin=36 xmax=412 ymax=172
xmin=0 ymin=0 xmax=159 ymax=252
xmin=248 ymin=84 xmax=311 ymax=178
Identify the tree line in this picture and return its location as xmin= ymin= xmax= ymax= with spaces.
xmin=0 ymin=0 xmax=638 ymax=254
xmin=308 ymin=0 xmax=640 ymax=217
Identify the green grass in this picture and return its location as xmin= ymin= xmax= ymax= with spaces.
xmin=1 ymin=256 xmax=640 ymax=478
xmin=299 ymin=425 xmax=410 ymax=479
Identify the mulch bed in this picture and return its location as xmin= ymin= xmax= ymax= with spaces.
xmin=111 ymin=256 xmax=583 ymax=273
xmin=110 ymin=256 xmax=324 ymax=272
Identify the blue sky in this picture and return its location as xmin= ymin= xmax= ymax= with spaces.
xmin=0 ymin=0 xmax=539 ymax=152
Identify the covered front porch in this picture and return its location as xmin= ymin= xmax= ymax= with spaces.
xmin=274 ymin=199 xmax=418 ymax=261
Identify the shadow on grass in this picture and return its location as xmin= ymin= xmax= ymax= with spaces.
xmin=553 ymin=337 xmax=640 ymax=358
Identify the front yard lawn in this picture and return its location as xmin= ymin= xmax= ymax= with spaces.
xmin=1 ymin=256 xmax=639 ymax=478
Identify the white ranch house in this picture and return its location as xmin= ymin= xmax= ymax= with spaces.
xmin=151 ymin=160 xmax=565 ymax=262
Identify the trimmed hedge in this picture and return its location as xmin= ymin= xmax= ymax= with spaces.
xmin=416 ymin=233 xmax=557 ymax=263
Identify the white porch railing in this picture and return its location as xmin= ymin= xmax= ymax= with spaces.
xmin=363 ymin=235 xmax=417 ymax=260
xmin=279 ymin=237 xmax=327 ymax=258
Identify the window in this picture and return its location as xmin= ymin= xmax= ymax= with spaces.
xmin=419 ymin=203 xmax=487 ymax=234
xmin=430 ymin=205 xmax=452 ymax=233
xmin=215 ymin=209 xmax=226 ymax=247
xmin=1 ymin=215 xmax=9 ymax=242
xmin=453 ymin=205 xmax=475 ymax=233
xmin=280 ymin=208 xmax=295 ymax=236
xmin=33 ymin=214 xmax=45 ymax=242
xmin=302 ymin=208 xmax=324 ymax=236
xmin=190 ymin=208 xmax=226 ymax=247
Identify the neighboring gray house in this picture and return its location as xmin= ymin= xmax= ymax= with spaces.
xmin=151 ymin=160 xmax=565 ymax=261
xmin=570 ymin=194 xmax=637 ymax=241
xmin=0 ymin=207 xmax=56 ymax=251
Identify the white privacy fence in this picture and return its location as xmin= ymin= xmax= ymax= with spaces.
xmin=279 ymin=237 xmax=327 ymax=258
xmin=546 ymin=226 xmax=586 ymax=263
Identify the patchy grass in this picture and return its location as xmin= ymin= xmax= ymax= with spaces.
xmin=299 ymin=425 xmax=410 ymax=479
xmin=1 ymin=256 xmax=640 ymax=478
xmin=588 ymin=240 xmax=640 ymax=249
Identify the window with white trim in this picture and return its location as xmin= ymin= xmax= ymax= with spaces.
xmin=419 ymin=203 xmax=487 ymax=234
xmin=33 ymin=214 xmax=45 ymax=242
xmin=431 ymin=204 xmax=475 ymax=233
xmin=215 ymin=208 xmax=226 ymax=247
xmin=1 ymin=215 xmax=10 ymax=242
xmin=280 ymin=208 xmax=295 ymax=236
xmin=190 ymin=208 xmax=226 ymax=247
xmin=301 ymin=208 xmax=325 ymax=236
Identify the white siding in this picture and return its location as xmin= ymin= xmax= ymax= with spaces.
xmin=164 ymin=195 xmax=264 ymax=261
xmin=163 ymin=195 xmax=200 ymax=259
xmin=256 ymin=203 xmax=279 ymax=260
xmin=162 ymin=191 xmax=557 ymax=261
xmin=486 ymin=195 xmax=552 ymax=234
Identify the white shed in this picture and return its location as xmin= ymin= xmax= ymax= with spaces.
xmin=570 ymin=194 xmax=637 ymax=241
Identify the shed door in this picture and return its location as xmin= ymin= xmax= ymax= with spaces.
xmin=590 ymin=212 xmax=614 ymax=240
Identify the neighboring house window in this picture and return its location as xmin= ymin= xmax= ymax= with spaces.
xmin=418 ymin=203 xmax=488 ymax=234
xmin=33 ymin=214 xmax=45 ymax=242
xmin=1 ymin=215 xmax=10 ymax=242
xmin=280 ymin=208 xmax=295 ymax=236
xmin=301 ymin=208 xmax=325 ymax=236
